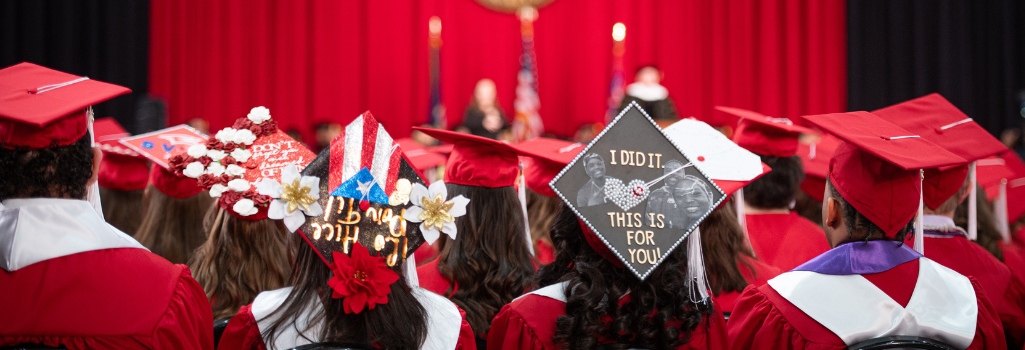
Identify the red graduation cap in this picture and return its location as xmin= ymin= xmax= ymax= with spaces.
xmin=873 ymin=93 xmax=1008 ymax=210
xmin=512 ymin=137 xmax=586 ymax=197
xmin=797 ymin=134 xmax=841 ymax=202
xmin=394 ymin=138 xmax=447 ymax=173
xmin=412 ymin=127 xmax=527 ymax=188
xmin=803 ymin=111 xmax=966 ymax=237
xmin=719 ymin=106 xmax=818 ymax=158
xmin=0 ymin=62 xmax=130 ymax=149
xmin=93 ymin=117 xmax=149 ymax=192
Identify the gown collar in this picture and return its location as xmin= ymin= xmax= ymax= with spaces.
xmin=791 ymin=240 xmax=921 ymax=275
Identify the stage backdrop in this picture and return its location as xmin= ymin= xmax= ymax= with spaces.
xmin=150 ymin=0 xmax=846 ymax=139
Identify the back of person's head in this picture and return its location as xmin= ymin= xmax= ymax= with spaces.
xmin=189 ymin=205 xmax=292 ymax=320
xmin=827 ymin=178 xmax=915 ymax=242
xmin=0 ymin=133 xmax=94 ymax=201
xmin=744 ymin=155 xmax=804 ymax=210
xmin=955 ymin=184 xmax=1003 ymax=260
xmin=537 ymin=206 xmax=709 ymax=349
xmin=99 ymin=187 xmax=145 ymax=235
xmin=699 ymin=204 xmax=754 ymax=296
xmin=135 ymin=185 xmax=215 ymax=264
xmin=435 ymin=183 xmax=535 ymax=335
xmin=926 ymin=175 xmax=970 ymax=215
xmin=526 ymin=189 xmax=563 ymax=256
xmin=261 ymin=234 xmax=428 ymax=348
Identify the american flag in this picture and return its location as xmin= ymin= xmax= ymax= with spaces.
xmin=511 ymin=18 xmax=543 ymax=142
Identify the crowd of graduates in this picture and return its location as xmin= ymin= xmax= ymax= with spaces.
xmin=3 ymin=62 xmax=1025 ymax=350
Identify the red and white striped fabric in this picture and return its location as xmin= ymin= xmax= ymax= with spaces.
xmin=328 ymin=111 xmax=403 ymax=194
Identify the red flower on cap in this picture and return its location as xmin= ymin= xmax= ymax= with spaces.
xmin=327 ymin=243 xmax=400 ymax=314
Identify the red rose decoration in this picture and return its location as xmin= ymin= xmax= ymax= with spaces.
xmin=218 ymin=174 xmax=233 ymax=185
xmin=222 ymin=142 xmax=239 ymax=153
xmin=261 ymin=120 xmax=279 ymax=136
xmin=168 ymin=154 xmax=194 ymax=172
xmin=197 ymin=174 xmax=217 ymax=189
xmin=220 ymin=191 xmax=243 ymax=207
xmin=327 ymin=243 xmax=400 ymax=314
xmin=221 ymin=156 xmax=237 ymax=166
xmin=197 ymin=156 xmax=213 ymax=167
xmin=249 ymin=125 xmax=263 ymax=135
xmin=206 ymin=139 xmax=224 ymax=151
xmin=252 ymin=194 xmax=272 ymax=206
xmin=233 ymin=118 xmax=254 ymax=130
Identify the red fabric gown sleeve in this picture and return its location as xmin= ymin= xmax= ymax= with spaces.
xmin=687 ymin=301 xmax=729 ymax=350
xmin=487 ymin=302 xmax=554 ymax=350
xmin=969 ymin=276 xmax=1009 ymax=349
xmin=456 ymin=306 xmax=477 ymax=350
xmin=152 ymin=268 xmax=215 ymax=350
xmin=727 ymin=284 xmax=846 ymax=350
xmin=217 ymin=305 xmax=267 ymax=350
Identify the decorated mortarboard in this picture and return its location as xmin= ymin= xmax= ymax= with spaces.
xmin=412 ymin=127 xmax=529 ymax=188
xmin=550 ymin=102 xmax=726 ymax=281
xmin=512 ymin=137 xmax=586 ymax=197
xmin=168 ymin=106 xmax=315 ymax=219
xmin=663 ymin=118 xmax=771 ymax=202
xmin=288 ymin=112 xmax=469 ymax=314
xmin=0 ymin=63 xmax=130 ymax=150
xmin=803 ymin=111 xmax=965 ymax=241
xmin=797 ymin=134 xmax=841 ymax=202
xmin=120 ymin=125 xmax=208 ymax=199
xmin=719 ymin=106 xmax=818 ymax=158
xmin=93 ymin=117 xmax=150 ymax=192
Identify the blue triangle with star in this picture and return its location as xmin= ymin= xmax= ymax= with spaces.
xmin=329 ymin=167 xmax=390 ymax=204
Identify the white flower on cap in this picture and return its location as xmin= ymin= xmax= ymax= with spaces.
xmin=231 ymin=148 xmax=252 ymax=163
xmin=228 ymin=178 xmax=251 ymax=192
xmin=225 ymin=164 xmax=246 ymax=177
xmin=206 ymin=149 xmax=227 ymax=161
xmin=183 ymin=162 xmax=205 ymax=178
xmin=248 ymin=106 xmax=271 ymax=124
xmin=233 ymin=198 xmax=258 ymax=216
xmin=403 ymin=181 xmax=470 ymax=245
xmin=233 ymin=129 xmax=257 ymax=145
xmin=206 ymin=162 xmax=226 ymax=176
xmin=259 ymin=164 xmax=323 ymax=232
xmin=209 ymin=184 xmax=229 ymax=197
xmin=187 ymin=144 xmax=208 ymax=158
xmin=215 ymin=128 xmax=238 ymax=144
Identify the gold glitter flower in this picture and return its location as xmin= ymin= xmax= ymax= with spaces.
xmin=418 ymin=193 xmax=456 ymax=230
xmin=280 ymin=178 xmax=317 ymax=214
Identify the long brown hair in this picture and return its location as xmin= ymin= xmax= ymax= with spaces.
xmin=99 ymin=187 xmax=145 ymax=235
xmin=189 ymin=206 xmax=293 ymax=320
xmin=433 ymin=184 xmax=536 ymax=335
xmin=699 ymin=203 xmax=755 ymax=295
xmin=134 ymin=185 xmax=215 ymax=264
xmin=527 ymin=189 xmax=562 ymax=257
xmin=262 ymin=233 xmax=429 ymax=348
xmin=956 ymin=184 xmax=1004 ymax=261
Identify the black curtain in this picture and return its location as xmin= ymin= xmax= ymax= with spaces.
xmin=848 ymin=0 xmax=1025 ymax=138
xmin=0 ymin=0 xmax=149 ymax=133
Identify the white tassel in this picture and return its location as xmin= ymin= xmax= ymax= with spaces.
xmin=914 ymin=170 xmax=925 ymax=254
xmin=686 ymin=227 xmax=711 ymax=304
xmin=734 ymin=188 xmax=754 ymax=256
xmin=968 ymin=161 xmax=978 ymax=241
xmin=518 ymin=172 xmax=535 ymax=256
xmin=85 ymin=107 xmax=105 ymax=219
xmin=996 ymin=180 xmax=1011 ymax=243
xmin=403 ymin=256 xmax=419 ymax=287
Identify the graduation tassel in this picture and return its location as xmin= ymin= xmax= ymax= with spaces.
xmin=968 ymin=161 xmax=978 ymax=241
xmin=686 ymin=227 xmax=712 ymax=311
xmin=518 ymin=171 xmax=535 ymax=256
xmin=996 ymin=180 xmax=1011 ymax=243
xmin=403 ymin=256 xmax=419 ymax=287
xmin=914 ymin=170 xmax=925 ymax=254
xmin=734 ymin=188 xmax=754 ymax=256
xmin=85 ymin=107 xmax=105 ymax=219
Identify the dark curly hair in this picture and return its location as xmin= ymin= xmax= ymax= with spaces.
xmin=536 ymin=206 xmax=711 ymax=349
xmin=744 ymin=155 xmax=804 ymax=209
xmin=0 ymin=133 xmax=94 ymax=201
xmin=433 ymin=184 xmax=536 ymax=335
xmin=828 ymin=178 xmax=914 ymax=242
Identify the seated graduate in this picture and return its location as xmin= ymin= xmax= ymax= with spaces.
xmin=719 ymin=106 xmax=830 ymax=271
xmin=728 ymin=111 xmax=1006 ymax=349
xmin=514 ymin=137 xmax=587 ymax=265
xmin=875 ymin=93 xmax=1025 ymax=346
xmin=617 ymin=65 xmax=679 ymax=122
xmin=489 ymin=104 xmax=729 ymax=350
xmin=0 ymin=63 xmax=213 ymax=349
xmin=217 ymin=112 xmax=474 ymax=350
xmin=412 ymin=127 xmax=538 ymax=341
xmin=126 ymin=126 xmax=215 ymax=264
xmin=94 ymin=117 xmax=150 ymax=235
xmin=663 ymin=118 xmax=781 ymax=314
xmin=171 ymin=107 xmax=316 ymax=320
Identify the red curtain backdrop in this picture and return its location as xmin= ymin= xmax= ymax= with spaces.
xmin=149 ymin=0 xmax=846 ymax=140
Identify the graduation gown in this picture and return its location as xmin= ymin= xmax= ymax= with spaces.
xmin=918 ymin=215 xmax=1025 ymax=346
xmin=0 ymin=198 xmax=213 ymax=350
xmin=745 ymin=212 xmax=830 ymax=271
xmin=728 ymin=240 xmax=1006 ymax=350
xmin=217 ymin=286 xmax=476 ymax=350
xmin=714 ymin=256 xmax=781 ymax=315
xmin=487 ymin=281 xmax=729 ymax=350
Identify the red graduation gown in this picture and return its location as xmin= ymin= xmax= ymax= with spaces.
xmin=536 ymin=240 xmax=555 ymax=265
xmin=418 ymin=259 xmax=456 ymax=297
xmin=923 ymin=235 xmax=1025 ymax=345
xmin=0 ymin=248 xmax=214 ymax=349
xmin=714 ymin=256 xmax=781 ymax=315
xmin=1003 ymin=243 xmax=1025 ymax=291
xmin=745 ymin=213 xmax=829 ymax=271
xmin=487 ymin=286 xmax=729 ymax=350
xmin=727 ymin=259 xmax=1006 ymax=350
